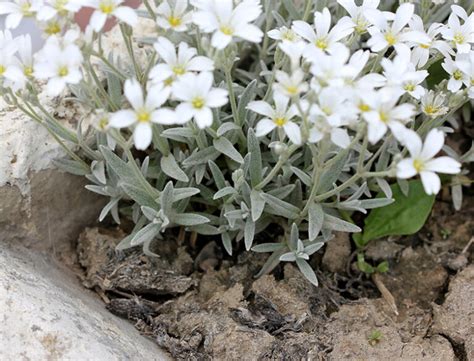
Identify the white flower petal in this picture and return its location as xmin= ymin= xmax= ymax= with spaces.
xmin=424 ymin=157 xmax=461 ymax=174
xmin=133 ymin=123 xmax=153 ymax=150
xmin=194 ymin=107 xmax=213 ymax=128
xmin=109 ymin=109 xmax=136 ymax=128
xmin=283 ymin=121 xmax=302 ymax=145
xmin=255 ymin=118 xmax=276 ymax=137
xmin=247 ymin=100 xmax=274 ymax=117
xmin=397 ymin=158 xmax=418 ymax=179
xmin=113 ymin=6 xmax=138 ymax=27
xmin=124 ymin=78 xmax=144 ymax=109
xmin=420 ymin=171 xmax=441 ymax=195
xmin=420 ymin=128 xmax=444 ymax=160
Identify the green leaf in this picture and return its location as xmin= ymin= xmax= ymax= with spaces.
xmin=213 ymin=137 xmax=244 ymax=163
xmin=174 ymin=213 xmax=210 ymax=226
xmin=376 ymin=261 xmax=389 ymax=273
xmin=261 ymin=193 xmax=300 ymax=219
xmin=308 ymin=203 xmax=324 ymax=241
xmin=426 ymin=59 xmax=447 ymax=89
xmin=250 ymin=189 xmax=266 ymax=221
xmin=296 ymin=259 xmax=318 ymax=286
xmin=248 ymin=128 xmax=263 ymax=187
xmin=161 ymin=154 xmax=189 ymax=182
xmin=237 ymin=79 xmax=257 ymax=123
xmin=357 ymin=180 xmax=435 ymax=244
xmin=357 ymin=253 xmax=374 ymax=274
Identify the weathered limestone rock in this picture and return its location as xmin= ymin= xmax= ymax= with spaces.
xmin=0 ymin=244 xmax=170 ymax=360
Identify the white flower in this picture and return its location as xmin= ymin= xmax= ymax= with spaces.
xmin=82 ymin=0 xmax=138 ymax=32
xmin=440 ymin=5 xmax=474 ymax=54
xmin=268 ymin=26 xmax=300 ymax=42
xmin=420 ymin=91 xmax=449 ymax=118
xmin=397 ymin=128 xmax=461 ymax=195
xmin=156 ymin=0 xmax=192 ymax=32
xmin=456 ymin=50 xmax=474 ymax=98
xmin=337 ymin=0 xmax=380 ymax=34
xmin=36 ymin=0 xmax=81 ymax=21
xmin=306 ymin=43 xmax=350 ymax=90
xmin=247 ymin=93 xmax=301 ymax=145
xmin=0 ymin=39 xmax=23 ymax=87
xmin=409 ymin=14 xmax=453 ymax=68
xmin=381 ymin=46 xmax=428 ymax=99
xmin=0 ymin=0 xmax=42 ymax=29
xmin=149 ymin=37 xmax=214 ymax=87
xmin=278 ymin=40 xmax=305 ymax=70
xmin=33 ymin=40 xmax=83 ymax=96
xmin=191 ymin=0 xmax=263 ymax=49
xmin=273 ymin=70 xmax=308 ymax=98
xmin=292 ymin=8 xmax=353 ymax=53
xmin=173 ymin=72 xmax=228 ymax=128
xmin=442 ymin=53 xmax=468 ymax=93
xmin=109 ymin=79 xmax=176 ymax=150
xmin=362 ymin=89 xmax=415 ymax=144
xmin=365 ymin=3 xmax=430 ymax=52
xmin=307 ymin=89 xmax=356 ymax=148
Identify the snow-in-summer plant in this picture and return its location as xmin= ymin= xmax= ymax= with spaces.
xmin=1 ymin=0 xmax=473 ymax=286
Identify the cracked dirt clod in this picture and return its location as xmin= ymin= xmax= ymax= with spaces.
xmin=432 ymin=265 xmax=474 ymax=347
xmin=322 ymin=232 xmax=351 ymax=273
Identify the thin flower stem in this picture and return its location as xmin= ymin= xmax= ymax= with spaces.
xmin=120 ymin=24 xmax=142 ymax=80
xmin=302 ymin=0 xmax=313 ymax=21
xmin=225 ymin=65 xmax=241 ymax=126
xmin=255 ymin=144 xmax=299 ymax=190
xmin=91 ymin=51 xmax=127 ymax=81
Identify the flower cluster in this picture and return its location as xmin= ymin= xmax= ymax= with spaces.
xmin=0 ymin=0 xmax=472 ymax=285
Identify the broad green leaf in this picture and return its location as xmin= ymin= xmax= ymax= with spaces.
xmin=213 ymin=137 xmax=244 ymax=164
xmin=161 ymin=154 xmax=189 ymax=182
xmin=357 ymin=180 xmax=435 ymax=245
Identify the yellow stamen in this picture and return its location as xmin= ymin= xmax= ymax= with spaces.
xmin=379 ymin=111 xmax=388 ymax=123
xmin=220 ymin=25 xmax=233 ymax=35
xmin=172 ymin=65 xmax=185 ymax=75
xmin=453 ymin=70 xmax=463 ymax=81
xmin=137 ymin=110 xmax=151 ymax=122
xmin=45 ymin=21 xmax=61 ymax=35
xmin=99 ymin=1 xmax=115 ymax=14
xmin=0 ymin=65 xmax=5 ymax=75
xmin=358 ymin=103 xmax=370 ymax=112
xmin=164 ymin=77 xmax=174 ymax=86
xmin=24 ymin=66 xmax=33 ymax=77
xmin=168 ymin=15 xmax=182 ymax=27
xmin=98 ymin=117 xmax=109 ymax=130
xmin=274 ymin=117 xmax=287 ymax=127
xmin=315 ymin=38 xmax=328 ymax=50
xmin=322 ymin=106 xmax=332 ymax=116
xmin=285 ymin=85 xmax=298 ymax=95
xmin=424 ymin=105 xmax=438 ymax=115
xmin=20 ymin=2 xmax=33 ymax=16
xmin=413 ymin=159 xmax=424 ymax=172
xmin=404 ymin=83 xmax=415 ymax=92
xmin=384 ymin=32 xmax=397 ymax=46
xmin=282 ymin=31 xmax=296 ymax=41
xmin=420 ymin=43 xmax=430 ymax=49
xmin=454 ymin=33 xmax=465 ymax=44
xmin=192 ymin=97 xmax=205 ymax=109
xmin=58 ymin=66 xmax=69 ymax=77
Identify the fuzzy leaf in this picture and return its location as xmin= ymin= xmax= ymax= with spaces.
xmin=217 ymin=122 xmax=241 ymax=137
xmin=323 ymin=214 xmax=361 ymax=232
xmin=213 ymin=186 xmax=237 ymax=200
xmin=308 ymin=203 xmax=324 ymax=241
xmin=261 ymin=193 xmax=300 ymax=219
xmin=221 ymin=232 xmax=233 ymax=255
xmin=213 ymin=137 xmax=244 ymax=164
xmin=183 ymin=147 xmax=219 ymax=166
xmin=237 ymin=79 xmax=257 ymax=123
xmin=53 ymin=158 xmax=90 ymax=176
xmin=161 ymin=154 xmax=189 ymax=182
xmin=250 ymin=189 xmax=266 ymax=221
xmin=174 ymin=213 xmax=210 ymax=226
xmin=244 ymin=218 xmax=256 ymax=251
xmin=296 ymin=259 xmax=318 ymax=286
xmin=248 ymin=128 xmax=263 ymax=187
xmin=131 ymin=223 xmax=161 ymax=246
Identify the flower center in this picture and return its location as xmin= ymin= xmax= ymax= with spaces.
xmin=315 ymin=38 xmax=328 ymax=50
xmin=274 ymin=117 xmax=287 ymax=127
xmin=20 ymin=2 xmax=33 ymax=16
xmin=424 ymin=105 xmax=438 ymax=115
xmin=172 ymin=65 xmax=186 ymax=75
xmin=54 ymin=0 xmax=68 ymax=13
xmin=453 ymin=70 xmax=463 ymax=81
xmin=384 ymin=32 xmax=397 ymax=46
xmin=137 ymin=110 xmax=151 ymax=122
xmin=99 ymin=1 xmax=115 ymax=14
xmin=453 ymin=32 xmax=465 ymax=44
xmin=164 ymin=77 xmax=174 ymax=86
xmin=420 ymin=43 xmax=431 ymax=49
xmin=355 ymin=17 xmax=368 ymax=34
xmin=58 ymin=66 xmax=69 ymax=77
xmin=98 ymin=117 xmax=109 ymax=130
xmin=358 ymin=103 xmax=370 ymax=112
xmin=220 ymin=25 xmax=233 ymax=35
xmin=168 ymin=15 xmax=182 ymax=27
xmin=413 ymin=159 xmax=424 ymax=172
xmin=0 ymin=65 xmax=5 ymax=75
xmin=322 ymin=106 xmax=332 ymax=116
xmin=285 ymin=85 xmax=298 ymax=95
xmin=24 ymin=66 xmax=33 ymax=77
xmin=379 ymin=111 xmax=389 ymax=123
xmin=404 ymin=83 xmax=415 ymax=92
xmin=45 ymin=21 xmax=61 ymax=35
xmin=192 ymin=97 xmax=205 ymax=109
xmin=282 ymin=30 xmax=296 ymax=41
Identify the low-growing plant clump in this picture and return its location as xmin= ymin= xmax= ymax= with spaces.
xmin=0 ymin=0 xmax=473 ymax=285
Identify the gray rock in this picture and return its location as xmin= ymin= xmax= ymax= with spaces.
xmin=0 ymin=244 xmax=170 ymax=361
